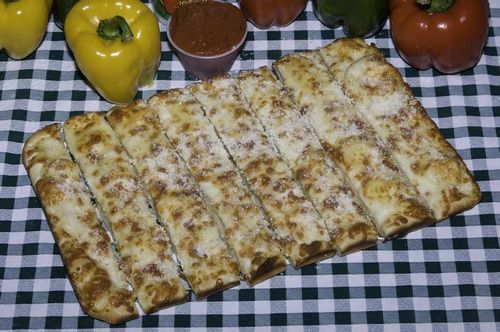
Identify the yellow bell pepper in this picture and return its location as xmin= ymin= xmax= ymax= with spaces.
xmin=65 ymin=0 xmax=161 ymax=104
xmin=0 ymin=0 xmax=53 ymax=59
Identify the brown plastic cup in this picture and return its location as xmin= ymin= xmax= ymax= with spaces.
xmin=166 ymin=16 xmax=247 ymax=80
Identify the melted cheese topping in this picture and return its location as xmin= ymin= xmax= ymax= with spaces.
xmin=22 ymin=124 xmax=138 ymax=324
xmin=63 ymin=113 xmax=187 ymax=314
xmin=319 ymin=40 xmax=481 ymax=221
xmin=23 ymin=38 xmax=481 ymax=319
xmin=149 ymin=89 xmax=286 ymax=284
xmin=106 ymin=101 xmax=240 ymax=298
xmin=238 ymin=67 xmax=378 ymax=255
xmin=188 ymin=77 xmax=334 ymax=267
xmin=274 ymin=51 xmax=435 ymax=239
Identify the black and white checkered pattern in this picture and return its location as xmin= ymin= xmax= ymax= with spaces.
xmin=1 ymin=1 xmax=499 ymax=330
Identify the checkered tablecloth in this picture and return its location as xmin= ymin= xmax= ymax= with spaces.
xmin=1 ymin=1 xmax=499 ymax=330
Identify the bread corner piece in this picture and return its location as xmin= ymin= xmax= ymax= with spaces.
xmin=23 ymin=123 xmax=139 ymax=324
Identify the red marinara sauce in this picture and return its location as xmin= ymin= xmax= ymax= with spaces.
xmin=169 ymin=1 xmax=247 ymax=56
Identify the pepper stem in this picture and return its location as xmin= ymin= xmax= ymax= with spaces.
xmin=416 ymin=0 xmax=455 ymax=12
xmin=97 ymin=16 xmax=134 ymax=42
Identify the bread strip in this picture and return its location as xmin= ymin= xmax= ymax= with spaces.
xmin=237 ymin=67 xmax=378 ymax=255
xmin=22 ymin=124 xmax=138 ymax=324
xmin=274 ymin=51 xmax=435 ymax=239
xmin=319 ymin=38 xmax=481 ymax=221
xmin=189 ymin=77 xmax=335 ymax=267
xmin=106 ymin=101 xmax=240 ymax=298
xmin=63 ymin=113 xmax=187 ymax=314
xmin=148 ymin=90 xmax=286 ymax=285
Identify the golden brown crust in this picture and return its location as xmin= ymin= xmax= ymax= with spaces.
xmin=246 ymin=255 xmax=287 ymax=286
xmin=141 ymin=281 xmax=189 ymax=314
xmin=23 ymin=124 xmax=138 ymax=324
xmin=50 ymin=233 xmax=138 ymax=323
xmin=22 ymin=124 xmax=69 ymax=185
xmin=194 ymin=279 xmax=241 ymax=300
xmin=293 ymin=241 xmax=337 ymax=268
xmin=334 ymin=222 xmax=380 ymax=256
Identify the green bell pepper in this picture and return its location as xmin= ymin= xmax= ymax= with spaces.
xmin=312 ymin=0 xmax=388 ymax=38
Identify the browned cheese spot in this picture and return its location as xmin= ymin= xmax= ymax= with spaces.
xmin=323 ymin=196 xmax=338 ymax=210
xmin=108 ymin=108 xmax=125 ymax=123
xmin=299 ymin=240 xmax=321 ymax=257
xmin=130 ymin=125 xmax=148 ymax=136
xmin=110 ymin=289 xmax=135 ymax=313
xmin=404 ymin=198 xmax=431 ymax=219
xmin=347 ymin=223 xmax=371 ymax=241
xmin=88 ymin=152 xmax=101 ymax=164
xmin=144 ymin=264 xmax=163 ymax=277
xmin=151 ymin=281 xmax=180 ymax=308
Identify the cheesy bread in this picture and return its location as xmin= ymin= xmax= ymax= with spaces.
xmin=237 ymin=67 xmax=379 ymax=255
xmin=148 ymin=89 xmax=287 ymax=285
xmin=189 ymin=77 xmax=335 ymax=267
xmin=21 ymin=37 xmax=479 ymax=320
xmin=63 ymin=113 xmax=188 ymax=314
xmin=274 ymin=51 xmax=436 ymax=239
xmin=106 ymin=101 xmax=240 ymax=298
xmin=320 ymin=39 xmax=481 ymax=221
xmin=22 ymin=124 xmax=138 ymax=324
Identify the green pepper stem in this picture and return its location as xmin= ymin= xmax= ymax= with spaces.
xmin=416 ymin=0 xmax=455 ymax=12
xmin=97 ymin=16 xmax=134 ymax=42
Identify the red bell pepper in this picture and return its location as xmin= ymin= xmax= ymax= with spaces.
xmin=239 ymin=0 xmax=307 ymax=29
xmin=390 ymin=0 xmax=489 ymax=73
xmin=162 ymin=0 xmax=180 ymax=14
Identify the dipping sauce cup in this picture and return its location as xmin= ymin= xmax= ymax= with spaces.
xmin=166 ymin=1 xmax=248 ymax=79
